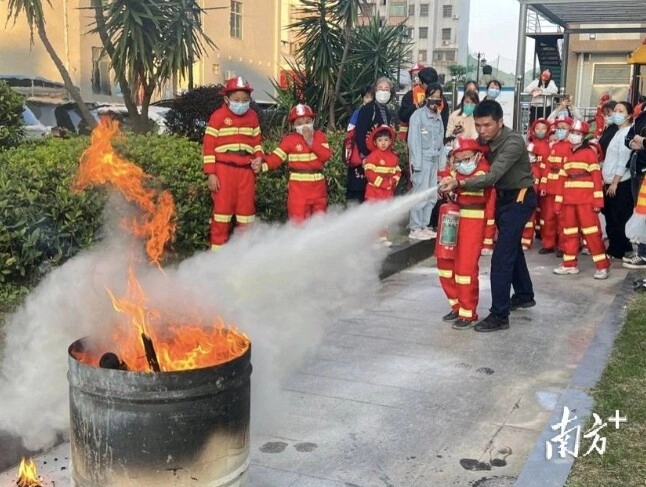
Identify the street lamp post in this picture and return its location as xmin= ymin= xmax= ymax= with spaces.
xmin=396 ymin=25 xmax=409 ymax=90
xmin=475 ymin=52 xmax=486 ymax=85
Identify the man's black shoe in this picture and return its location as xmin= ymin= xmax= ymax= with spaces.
xmin=510 ymin=295 xmax=536 ymax=311
xmin=474 ymin=314 xmax=510 ymax=332
xmin=452 ymin=319 xmax=476 ymax=330
xmin=556 ymin=250 xmax=564 ymax=258
xmin=442 ymin=310 xmax=459 ymax=322
xmin=538 ymin=247 xmax=555 ymax=255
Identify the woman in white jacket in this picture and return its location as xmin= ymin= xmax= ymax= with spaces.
xmin=524 ymin=68 xmax=558 ymax=122
xmin=602 ymin=101 xmax=634 ymax=259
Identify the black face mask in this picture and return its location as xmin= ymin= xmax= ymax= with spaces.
xmin=427 ymin=98 xmax=442 ymax=111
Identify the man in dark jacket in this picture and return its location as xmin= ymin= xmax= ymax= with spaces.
xmin=624 ymin=106 xmax=646 ymax=268
xmin=398 ymin=67 xmax=449 ymax=139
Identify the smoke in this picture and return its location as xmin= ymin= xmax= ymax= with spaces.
xmin=0 ymin=189 xmax=434 ymax=450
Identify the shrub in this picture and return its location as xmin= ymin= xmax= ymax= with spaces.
xmin=165 ymin=84 xmax=224 ymax=142
xmin=0 ymin=80 xmax=25 ymax=149
xmin=0 ymin=130 xmax=409 ymax=285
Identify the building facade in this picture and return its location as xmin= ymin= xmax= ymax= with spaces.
xmin=360 ymin=0 xmax=471 ymax=86
xmin=0 ymin=0 xmax=282 ymax=103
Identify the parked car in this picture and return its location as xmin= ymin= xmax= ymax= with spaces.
xmin=21 ymin=105 xmax=51 ymax=139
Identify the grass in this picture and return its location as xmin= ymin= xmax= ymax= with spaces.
xmin=565 ymin=293 xmax=646 ymax=487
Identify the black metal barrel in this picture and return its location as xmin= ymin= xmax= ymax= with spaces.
xmin=68 ymin=338 xmax=251 ymax=487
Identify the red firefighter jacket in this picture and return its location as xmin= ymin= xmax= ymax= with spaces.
xmin=532 ymin=138 xmax=551 ymax=185
xmin=554 ymin=145 xmax=604 ymax=209
xmin=363 ymin=149 xmax=401 ymax=191
xmin=202 ymin=105 xmax=263 ymax=174
xmin=540 ymin=140 xmax=571 ymax=195
xmin=452 ymin=159 xmax=496 ymax=224
xmin=262 ymin=131 xmax=332 ymax=182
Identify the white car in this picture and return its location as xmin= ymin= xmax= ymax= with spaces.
xmin=22 ymin=105 xmax=51 ymax=139
xmin=96 ymin=104 xmax=170 ymax=134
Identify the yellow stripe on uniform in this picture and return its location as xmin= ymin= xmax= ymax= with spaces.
xmin=272 ymin=147 xmax=288 ymax=160
xmin=455 ymin=274 xmax=471 ymax=285
xmin=438 ymin=269 xmax=453 ymax=278
xmin=563 ymin=162 xmax=590 ymax=170
xmin=461 ymin=190 xmax=484 ymax=196
xmin=448 ymin=298 xmax=458 ymax=306
xmin=211 ymin=244 xmax=223 ymax=252
xmin=321 ymin=143 xmax=330 ymax=148
xmin=374 ymin=176 xmax=384 ymax=187
xmin=288 ymin=153 xmax=317 ymax=162
xmin=289 ymin=173 xmax=324 ymax=182
xmin=593 ymin=191 xmax=604 ymax=198
xmin=592 ymin=253 xmax=607 ymax=262
xmin=458 ymin=308 xmax=473 ymax=318
xmin=205 ymin=127 xmax=218 ymax=137
xmin=459 ymin=209 xmax=485 ymax=219
xmin=581 ymin=225 xmax=599 ymax=235
xmin=236 ymin=214 xmax=256 ymax=223
xmin=203 ymin=155 xmax=216 ymax=164
xmin=215 ymin=143 xmax=255 ymax=153
xmin=562 ymin=227 xmax=579 ymax=235
xmin=213 ymin=213 xmax=233 ymax=223
xmin=563 ymin=254 xmax=577 ymax=262
xmin=564 ymin=181 xmax=594 ymax=189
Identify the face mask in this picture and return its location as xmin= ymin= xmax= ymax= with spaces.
xmin=534 ymin=130 xmax=547 ymax=139
xmin=295 ymin=123 xmax=314 ymax=135
xmin=604 ymin=115 xmax=614 ymax=126
xmin=375 ymin=90 xmax=391 ymax=104
xmin=611 ymin=113 xmax=627 ymax=125
xmin=568 ymin=133 xmax=583 ymax=145
xmin=463 ymin=104 xmax=475 ymax=116
xmin=555 ymin=128 xmax=568 ymax=141
xmin=456 ymin=159 xmax=477 ymax=175
xmin=229 ymin=101 xmax=250 ymax=116
xmin=487 ymin=88 xmax=500 ymax=99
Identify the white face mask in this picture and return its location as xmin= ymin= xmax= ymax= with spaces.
xmin=568 ymin=133 xmax=583 ymax=145
xmin=295 ymin=123 xmax=314 ymax=135
xmin=455 ymin=157 xmax=478 ymax=175
xmin=375 ymin=89 xmax=391 ymax=104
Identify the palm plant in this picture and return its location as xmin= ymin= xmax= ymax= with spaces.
xmin=6 ymin=0 xmax=97 ymax=130
xmin=91 ymin=0 xmax=214 ymax=133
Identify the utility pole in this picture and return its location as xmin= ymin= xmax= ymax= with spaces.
xmin=475 ymin=52 xmax=486 ymax=85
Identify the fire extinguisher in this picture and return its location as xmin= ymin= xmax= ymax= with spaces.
xmin=435 ymin=199 xmax=460 ymax=260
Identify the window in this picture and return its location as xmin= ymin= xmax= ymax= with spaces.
xmin=434 ymin=51 xmax=443 ymax=61
xmin=442 ymin=28 xmax=451 ymax=41
xmin=361 ymin=3 xmax=376 ymax=16
xmin=390 ymin=2 xmax=406 ymax=17
xmin=91 ymin=47 xmax=112 ymax=96
xmin=420 ymin=3 xmax=429 ymax=16
xmin=443 ymin=5 xmax=452 ymax=18
xmin=445 ymin=50 xmax=456 ymax=62
xmin=418 ymin=50 xmax=427 ymax=62
xmin=381 ymin=0 xmax=386 ymax=5
xmin=419 ymin=27 xmax=428 ymax=39
xmin=592 ymin=63 xmax=632 ymax=84
xmin=230 ymin=1 xmax=242 ymax=39
xmin=408 ymin=4 xmax=415 ymax=16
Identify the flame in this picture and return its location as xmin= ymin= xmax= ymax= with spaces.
xmin=71 ymin=121 xmax=249 ymax=372
xmin=74 ymin=120 xmax=175 ymax=264
xmin=16 ymin=458 xmax=41 ymax=487
xmin=71 ymin=267 xmax=250 ymax=372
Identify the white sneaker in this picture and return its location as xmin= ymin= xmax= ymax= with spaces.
xmin=521 ymin=246 xmax=529 ymax=251
xmin=409 ymin=228 xmax=433 ymax=240
xmin=622 ymin=253 xmax=637 ymax=264
xmin=553 ymin=265 xmax=580 ymax=275
xmin=423 ymin=227 xmax=437 ymax=239
xmin=593 ymin=268 xmax=609 ymax=280
xmin=481 ymin=248 xmax=494 ymax=256
xmin=378 ymin=236 xmax=393 ymax=247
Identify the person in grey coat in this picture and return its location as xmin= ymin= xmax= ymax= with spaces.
xmin=407 ymin=83 xmax=445 ymax=240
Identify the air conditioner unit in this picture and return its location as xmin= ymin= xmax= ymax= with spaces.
xmin=453 ymin=14 xmax=459 ymax=20
xmin=442 ymin=40 xmax=450 ymax=45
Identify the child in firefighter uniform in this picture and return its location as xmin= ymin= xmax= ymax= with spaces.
xmin=538 ymin=117 xmax=572 ymax=254
xmin=552 ymin=120 xmax=610 ymax=279
xmin=363 ymin=125 xmax=402 ymax=246
xmin=262 ymin=103 xmax=332 ymax=222
xmin=202 ymin=77 xmax=263 ymax=251
xmin=436 ymin=137 xmax=495 ymax=330
xmin=520 ymin=142 xmax=543 ymax=250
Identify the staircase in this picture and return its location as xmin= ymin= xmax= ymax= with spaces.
xmin=532 ymin=34 xmax=564 ymax=90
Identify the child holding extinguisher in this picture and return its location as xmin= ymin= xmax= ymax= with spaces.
xmin=436 ymin=137 xmax=495 ymax=330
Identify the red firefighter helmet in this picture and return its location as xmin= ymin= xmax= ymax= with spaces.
xmin=450 ymin=136 xmax=486 ymax=156
xmin=221 ymin=76 xmax=254 ymax=95
xmin=551 ymin=116 xmax=573 ymax=128
xmin=366 ymin=124 xmax=396 ymax=152
xmin=570 ymin=119 xmax=590 ymax=134
xmin=408 ymin=63 xmax=426 ymax=76
xmin=287 ymin=103 xmax=315 ymax=123
xmin=588 ymin=139 xmax=603 ymax=160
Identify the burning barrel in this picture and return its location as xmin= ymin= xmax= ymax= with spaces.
xmin=67 ymin=336 xmax=252 ymax=487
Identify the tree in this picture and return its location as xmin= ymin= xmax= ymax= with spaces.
xmin=90 ymin=0 xmax=215 ymax=134
xmin=6 ymin=0 xmax=97 ymax=130
xmin=0 ymin=80 xmax=25 ymax=149
xmin=448 ymin=64 xmax=468 ymax=81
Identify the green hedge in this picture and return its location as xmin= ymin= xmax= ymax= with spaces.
xmin=0 ymin=131 xmax=409 ymax=286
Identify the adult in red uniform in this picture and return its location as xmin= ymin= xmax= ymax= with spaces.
xmin=202 ymin=77 xmax=263 ymax=251
xmin=538 ymin=117 xmax=572 ymax=254
xmin=262 ymin=103 xmax=332 ymax=222
xmin=553 ymin=120 xmax=610 ymax=279
xmin=437 ymin=137 xmax=496 ymax=330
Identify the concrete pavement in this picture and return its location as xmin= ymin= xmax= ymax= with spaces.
xmin=0 ymin=246 xmax=630 ymax=486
